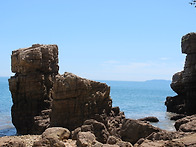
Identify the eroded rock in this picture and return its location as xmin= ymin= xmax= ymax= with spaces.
xmin=0 ymin=136 xmax=26 ymax=147
xmin=166 ymin=33 xmax=196 ymax=115
xmin=9 ymin=44 xmax=113 ymax=135
xmin=32 ymin=127 xmax=70 ymax=147
xmin=120 ymin=119 xmax=161 ymax=144
xmin=50 ymin=72 xmax=112 ymax=131
xmin=175 ymin=114 xmax=196 ymax=132
xmin=138 ymin=116 xmax=159 ymax=123
xmin=9 ymin=44 xmax=58 ymax=134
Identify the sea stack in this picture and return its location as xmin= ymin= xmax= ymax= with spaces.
xmin=50 ymin=72 xmax=112 ymax=130
xmin=166 ymin=33 xmax=196 ymax=115
xmin=9 ymin=44 xmax=59 ymax=134
xmin=8 ymin=44 xmax=112 ymax=135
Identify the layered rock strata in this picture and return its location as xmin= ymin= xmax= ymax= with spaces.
xmin=165 ymin=33 xmax=196 ymax=115
xmin=9 ymin=44 xmax=112 ymax=135
xmin=50 ymin=72 xmax=112 ymax=130
xmin=9 ymin=44 xmax=59 ymax=134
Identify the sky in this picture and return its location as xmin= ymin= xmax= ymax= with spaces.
xmin=0 ymin=0 xmax=196 ymax=81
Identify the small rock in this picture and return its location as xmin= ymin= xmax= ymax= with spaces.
xmin=120 ymin=119 xmax=161 ymax=144
xmin=33 ymin=127 xmax=70 ymax=147
xmin=138 ymin=116 xmax=159 ymax=122
xmin=0 ymin=136 xmax=26 ymax=147
xmin=83 ymin=119 xmax=109 ymax=143
xmin=76 ymin=131 xmax=96 ymax=147
xmin=170 ymin=114 xmax=186 ymax=121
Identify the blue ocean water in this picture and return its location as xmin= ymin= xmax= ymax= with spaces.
xmin=0 ymin=77 xmax=176 ymax=137
xmin=100 ymin=80 xmax=176 ymax=131
xmin=0 ymin=77 xmax=16 ymax=137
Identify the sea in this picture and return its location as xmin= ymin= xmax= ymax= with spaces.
xmin=0 ymin=77 xmax=176 ymax=137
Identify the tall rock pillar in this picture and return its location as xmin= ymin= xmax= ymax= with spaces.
xmin=9 ymin=44 xmax=58 ymax=134
xmin=166 ymin=33 xmax=196 ymax=115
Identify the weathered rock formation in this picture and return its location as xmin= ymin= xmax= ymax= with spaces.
xmin=9 ymin=44 xmax=112 ymax=135
xmin=174 ymin=114 xmax=196 ymax=132
xmin=50 ymin=72 xmax=112 ymax=131
xmin=165 ymin=33 xmax=196 ymax=115
xmin=9 ymin=44 xmax=59 ymax=134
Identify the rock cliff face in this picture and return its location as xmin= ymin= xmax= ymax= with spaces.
xmin=9 ymin=44 xmax=112 ymax=134
xmin=9 ymin=44 xmax=59 ymax=134
xmin=165 ymin=33 xmax=196 ymax=115
xmin=50 ymin=72 xmax=112 ymax=130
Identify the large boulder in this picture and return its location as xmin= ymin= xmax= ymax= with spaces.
xmin=32 ymin=127 xmax=71 ymax=147
xmin=170 ymin=72 xmax=185 ymax=95
xmin=175 ymin=114 xmax=196 ymax=132
xmin=166 ymin=33 xmax=196 ymax=115
xmin=9 ymin=44 xmax=58 ymax=134
xmin=50 ymin=72 xmax=112 ymax=131
xmin=120 ymin=119 xmax=161 ymax=144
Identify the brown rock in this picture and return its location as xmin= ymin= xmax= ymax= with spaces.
xmin=170 ymin=72 xmax=185 ymax=95
xmin=83 ymin=119 xmax=109 ymax=143
xmin=138 ymin=116 xmax=159 ymax=123
xmin=9 ymin=44 xmax=113 ymax=135
xmin=107 ymin=136 xmax=120 ymax=144
xmin=76 ymin=131 xmax=96 ymax=147
xmin=33 ymin=127 xmax=70 ymax=147
xmin=165 ymin=95 xmax=185 ymax=114
xmin=102 ymin=145 xmax=118 ymax=147
xmin=135 ymin=133 xmax=196 ymax=147
xmin=181 ymin=32 xmax=196 ymax=54
xmin=166 ymin=32 xmax=196 ymax=115
xmin=170 ymin=114 xmax=186 ymax=121
xmin=120 ymin=119 xmax=161 ymax=144
xmin=175 ymin=114 xmax=196 ymax=132
xmin=146 ymin=130 xmax=187 ymax=141
xmin=9 ymin=44 xmax=58 ymax=135
xmin=0 ymin=136 xmax=26 ymax=147
xmin=72 ymin=127 xmax=82 ymax=140
xmin=50 ymin=72 xmax=112 ymax=131
xmin=107 ymin=136 xmax=133 ymax=147
xmin=173 ymin=133 xmax=196 ymax=147
xmin=134 ymin=139 xmax=185 ymax=147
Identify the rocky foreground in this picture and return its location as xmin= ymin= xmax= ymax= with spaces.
xmin=1 ymin=114 xmax=196 ymax=146
xmin=1 ymin=33 xmax=196 ymax=146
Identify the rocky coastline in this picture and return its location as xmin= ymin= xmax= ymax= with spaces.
xmin=1 ymin=33 xmax=196 ymax=146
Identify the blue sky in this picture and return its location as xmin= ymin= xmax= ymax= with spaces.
xmin=0 ymin=0 xmax=196 ymax=81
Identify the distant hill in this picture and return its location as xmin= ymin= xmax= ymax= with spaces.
xmin=145 ymin=79 xmax=171 ymax=83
